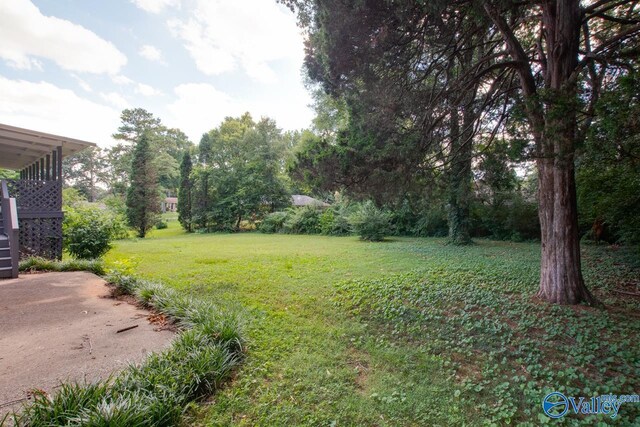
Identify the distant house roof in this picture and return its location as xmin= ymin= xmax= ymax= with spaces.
xmin=165 ymin=197 xmax=178 ymax=204
xmin=291 ymin=195 xmax=330 ymax=207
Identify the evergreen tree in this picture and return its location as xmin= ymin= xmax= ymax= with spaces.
xmin=177 ymin=152 xmax=193 ymax=232
xmin=126 ymin=132 xmax=160 ymax=238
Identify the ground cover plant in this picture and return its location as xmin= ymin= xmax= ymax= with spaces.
xmin=8 ymin=260 xmax=245 ymax=427
xmin=104 ymin=220 xmax=640 ymax=426
xmin=19 ymin=257 xmax=106 ymax=275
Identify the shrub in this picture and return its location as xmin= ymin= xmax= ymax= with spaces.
xmin=110 ymin=214 xmax=131 ymax=240
xmin=388 ymin=199 xmax=419 ymax=236
xmin=155 ymin=220 xmax=168 ymax=230
xmin=470 ymin=192 xmax=539 ymax=242
xmin=102 ymin=194 xmax=127 ymax=216
xmin=62 ymin=187 xmax=87 ymax=209
xmin=64 ymin=206 xmax=124 ymax=259
xmin=349 ymin=201 xmax=391 ymax=241
xmin=283 ymin=206 xmax=322 ymax=234
xmin=320 ymin=202 xmax=352 ymax=236
xmin=412 ymin=204 xmax=449 ymax=237
xmin=319 ymin=209 xmax=335 ymax=235
xmin=259 ymin=211 xmax=290 ymax=233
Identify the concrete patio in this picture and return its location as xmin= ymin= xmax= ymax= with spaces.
xmin=0 ymin=272 xmax=174 ymax=415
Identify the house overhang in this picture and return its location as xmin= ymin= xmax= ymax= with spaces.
xmin=0 ymin=123 xmax=96 ymax=170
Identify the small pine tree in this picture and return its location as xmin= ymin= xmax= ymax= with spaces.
xmin=177 ymin=152 xmax=193 ymax=232
xmin=126 ymin=132 xmax=160 ymax=237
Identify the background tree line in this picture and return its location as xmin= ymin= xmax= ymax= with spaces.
xmin=60 ymin=0 xmax=639 ymax=308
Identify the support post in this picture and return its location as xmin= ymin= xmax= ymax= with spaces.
xmin=45 ymin=154 xmax=51 ymax=181
xmin=57 ymin=146 xmax=63 ymax=184
xmin=40 ymin=158 xmax=45 ymax=181
xmin=52 ymin=150 xmax=57 ymax=181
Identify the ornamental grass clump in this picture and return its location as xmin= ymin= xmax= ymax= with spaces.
xmin=12 ymin=273 xmax=245 ymax=427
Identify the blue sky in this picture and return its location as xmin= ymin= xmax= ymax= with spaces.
xmin=0 ymin=0 xmax=314 ymax=147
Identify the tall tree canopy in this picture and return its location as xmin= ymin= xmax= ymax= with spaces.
xmin=62 ymin=146 xmax=107 ymax=202
xmin=178 ymin=152 xmax=194 ymax=232
xmin=126 ymin=132 xmax=161 ymax=238
xmin=283 ymin=0 xmax=640 ymax=304
xmin=190 ymin=113 xmax=291 ymax=231
xmin=108 ymin=108 xmax=193 ymax=197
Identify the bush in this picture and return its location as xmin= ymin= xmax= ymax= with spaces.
xmin=412 ymin=204 xmax=449 ymax=237
xmin=349 ymin=201 xmax=391 ymax=241
xmin=320 ymin=202 xmax=352 ymax=236
xmin=259 ymin=211 xmax=290 ymax=233
xmin=63 ymin=205 xmax=126 ymax=259
xmin=155 ymin=220 xmax=168 ymax=229
xmin=283 ymin=206 xmax=322 ymax=234
xmin=319 ymin=209 xmax=335 ymax=235
xmin=102 ymin=194 xmax=127 ymax=216
xmin=470 ymin=192 xmax=539 ymax=242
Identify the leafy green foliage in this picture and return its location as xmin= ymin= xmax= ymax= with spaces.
xmin=63 ymin=206 xmax=123 ymax=259
xmin=319 ymin=197 xmax=352 ymax=235
xmin=177 ymin=152 xmax=193 ymax=232
xmin=282 ymin=206 xmax=322 ymax=234
xmin=19 ymin=257 xmax=106 ymax=275
xmin=106 ymin=108 xmax=193 ymax=197
xmin=126 ymin=132 xmax=161 ymax=238
xmin=62 ymin=146 xmax=108 ymax=202
xmin=577 ymin=74 xmax=640 ymax=244
xmin=102 ymin=194 xmax=127 ymax=217
xmin=335 ymin=242 xmax=640 ymax=425
xmin=192 ymin=114 xmax=290 ymax=231
xmin=104 ymin=223 xmax=638 ymax=425
xmin=471 ymin=192 xmax=539 ymax=242
xmin=62 ymin=189 xmax=128 ymax=258
xmin=258 ymin=211 xmax=289 ymax=233
xmin=349 ymin=201 xmax=391 ymax=241
xmin=0 ymin=168 xmax=18 ymax=179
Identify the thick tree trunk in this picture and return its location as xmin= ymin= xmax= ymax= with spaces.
xmin=534 ymin=0 xmax=595 ymax=305
xmin=536 ymin=139 xmax=594 ymax=305
xmin=447 ymin=106 xmax=473 ymax=245
xmin=484 ymin=0 xmax=596 ymax=304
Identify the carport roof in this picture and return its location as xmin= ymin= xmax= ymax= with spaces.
xmin=0 ymin=123 xmax=96 ymax=170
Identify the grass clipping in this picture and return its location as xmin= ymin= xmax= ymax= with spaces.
xmin=8 ymin=267 xmax=245 ymax=427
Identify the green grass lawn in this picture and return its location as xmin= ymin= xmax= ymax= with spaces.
xmin=105 ymin=218 xmax=640 ymax=426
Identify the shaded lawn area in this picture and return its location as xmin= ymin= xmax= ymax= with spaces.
xmin=105 ymin=220 xmax=640 ymax=426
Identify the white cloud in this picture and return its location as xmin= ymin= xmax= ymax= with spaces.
xmin=166 ymin=83 xmax=249 ymax=141
xmin=71 ymin=74 xmax=93 ymax=92
xmin=112 ymin=74 xmax=134 ymax=85
xmin=135 ymin=83 xmax=162 ymax=96
xmin=0 ymin=76 xmax=120 ymax=147
xmin=100 ymin=92 xmax=129 ymax=110
xmin=165 ymin=82 xmax=313 ymax=142
xmin=139 ymin=44 xmax=163 ymax=62
xmin=168 ymin=0 xmax=304 ymax=83
xmin=131 ymin=0 xmax=180 ymax=14
xmin=0 ymin=0 xmax=127 ymax=74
